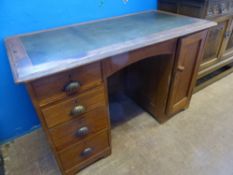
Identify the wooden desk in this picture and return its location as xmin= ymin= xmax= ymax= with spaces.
xmin=5 ymin=11 xmax=215 ymax=175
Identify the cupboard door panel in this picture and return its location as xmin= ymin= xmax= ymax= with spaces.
xmin=226 ymin=33 xmax=233 ymax=51
xmin=167 ymin=31 xmax=207 ymax=115
xmin=201 ymin=21 xmax=227 ymax=69
xmin=222 ymin=19 xmax=233 ymax=58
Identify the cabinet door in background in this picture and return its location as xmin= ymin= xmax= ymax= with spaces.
xmin=200 ymin=19 xmax=229 ymax=70
xmin=220 ymin=18 xmax=233 ymax=59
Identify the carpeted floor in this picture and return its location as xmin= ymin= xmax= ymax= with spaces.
xmin=2 ymin=73 xmax=233 ymax=175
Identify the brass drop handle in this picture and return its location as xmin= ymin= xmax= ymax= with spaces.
xmin=70 ymin=105 xmax=86 ymax=116
xmin=64 ymin=81 xmax=80 ymax=93
xmin=76 ymin=126 xmax=89 ymax=137
xmin=177 ymin=65 xmax=185 ymax=72
xmin=81 ymin=147 xmax=93 ymax=157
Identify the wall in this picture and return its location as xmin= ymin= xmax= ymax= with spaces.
xmin=0 ymin=0 xmax=157 ymax=143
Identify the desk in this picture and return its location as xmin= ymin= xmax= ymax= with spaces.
xmin=5 ymin=11 xmax=215 ymax=175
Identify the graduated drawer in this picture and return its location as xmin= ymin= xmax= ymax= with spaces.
xmin=31 ymin=62 xmax=102 ymax=106
xmin=59 ymin=131 xmax=109 ymax=171
xmin=41 ymin=85 xmax=106 ymax=128
xmin=50 ymin=107 xmax=109 ymax=151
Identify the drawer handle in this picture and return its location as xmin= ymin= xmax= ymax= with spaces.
xmin=70 ymin=105 xmax=86 ymax=116
xmin=76 ymin=126 xmax=89 ymax=137
xmin=81 ymin=147 xmax=93 ymax=157
xmin=64 ymin=81 xmax=80 ymax=93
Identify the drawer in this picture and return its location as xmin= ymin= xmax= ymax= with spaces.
xmin=42 ymin=85 xmax=106 ymax=128
xmin=31 ymin=62 xmax=102 ymax=106
xmin=59 ymin=131 xmax=109 ymax=171
xmin=50 ymin=107 xmax=109 ymax=151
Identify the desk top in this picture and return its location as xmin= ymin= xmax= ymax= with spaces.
xmin=5 ymin=10 xmax=216 ymax=83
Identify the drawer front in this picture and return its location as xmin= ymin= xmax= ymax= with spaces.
xmin=50 ymin=107 xmax=109 ymax=151
xmin=32 ymin=62 xmax=102 ymax=106
xmin=59 ymin=131 xmax=109 ymax=171
xmin=42 ymin=85 xmax=106 ymax=128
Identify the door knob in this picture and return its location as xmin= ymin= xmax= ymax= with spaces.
xmin=177 ymin=66 xmax=185 ymax=72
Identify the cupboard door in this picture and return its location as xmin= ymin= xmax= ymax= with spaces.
xmin=200 ymin=20 xmax=228 ymax=69
xmin=221 ymin=18 xmax=233 ymax=59
xmin=226 ymin=32 xmax=233 ymax=52
xmin=167 ymin=31 xmax=207 ymax=115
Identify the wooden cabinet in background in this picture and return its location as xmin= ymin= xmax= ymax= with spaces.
xmin=222 ymin=18 xmax=233 ymax=59
xmin=159 ymin=0 xmax=233 ymax=91
xmin=201 ymin=18 xmax=229 ymax=69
